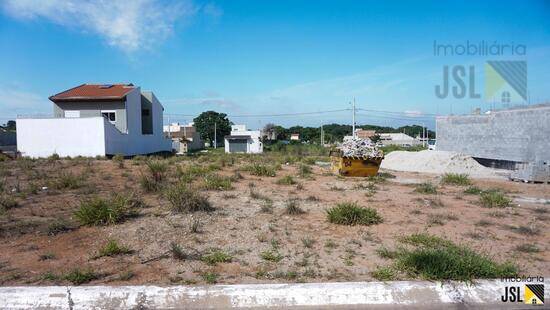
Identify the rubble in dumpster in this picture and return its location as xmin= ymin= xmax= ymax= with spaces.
xmin=338 ymin=137 xmax=383 ymax=158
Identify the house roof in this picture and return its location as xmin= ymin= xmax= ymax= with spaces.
xmin=49 ymin=84 xmax=136 ymax=102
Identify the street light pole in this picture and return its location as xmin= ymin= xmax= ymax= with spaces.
xmin=352 ymin=98 xmax=356 ymax=138
xmin=214 ymin=122 xmax=217 ymax=149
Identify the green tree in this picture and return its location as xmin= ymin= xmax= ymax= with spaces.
xmin=1 ymin=120 xmax=16 ymax=131
xmin=193 ymin=111 xmax=231 ymax=147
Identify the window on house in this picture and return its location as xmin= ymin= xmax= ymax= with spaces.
xmin=142 ymin=109 xmax=150 ymax=116
xmin=64 ymin=110 xmax=80 ymax=118
xmin=101 ymin=111 xmax=116 ymax=123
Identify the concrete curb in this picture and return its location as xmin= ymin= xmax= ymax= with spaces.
xmin=0 ymin=280 xmax=546 ymax=309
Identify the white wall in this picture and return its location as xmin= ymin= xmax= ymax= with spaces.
xmin=224 ymin=129 xmax=263 ymax=154
xmin=17 ymin=118 xmax=106 ymax=158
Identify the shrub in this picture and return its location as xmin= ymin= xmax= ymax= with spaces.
xmin=201 ymin=250 xmax=232 ymax=265
xmin=371 ymin=266 xmax=397 ymax=281
xmin=260 ymin=201 xmax=274 ymax=213
xmin=74 ymin=194 xmax=139 ymax=226
xmin=146 ymin=160 xmax=167 ymax=182
xmin=95 ymin=239 xmax=132 ymax=258
xmin=464 ymin=186 xmax=483 ymax=195
xmin=326 ymin=202 xmax=383 ymax=226
xmin=394 ymin=233 xmax=517 ymax=281
xmin=276 ymin=175 xmax=296 ymax=185
xmin=244 ymin=164 xmax=276 ymax=177
xmin=414 ymin=182 xmax=437 ymax=194
xmin=284 ymin=199 xmax=305 ymax=215
xmin=47 ymin=219 xmax=72 ymax=235
xmin=139 ymin=174 xmax=161 ymax=192
xmin=301 ymin=237 xmax=315 ymax=248
xmin=190 ymin=218 xmax=201 ymax=233
xmin=48 ymin=153 xmax=60 ymax=160
xmin=132 ymin=155 xmax=147 ymax=164
xmin=200 ymin=173 xmax=232 ymax=191
xmin=514 ymin=244 xmax=540 ymax=253
xmin=0 ymin=154 xmax=9 ymax=162
xmin=165 ymin=184 xmax=213 ymax=213
xmin=441 ymin=173 xmax=471 ymax=186
xmin=260 ymin=249 xmax=283 ymax=262
xmin=298 ymin=164 xmax=312 ymax=177
xmin=250 ymin=189 xmax=272 ymax=202
xmin=0 ymin=195 xmax=18 ymax=209
xmin=480 ymin=190 xmax=512 ymax=208
xmin=376 ymin=247 xmax=398 ymax=259
xmin=64 ymin=268 xmax=98 ymax=285
xmin=177 ymin=165 xmax=212 ymax=183
xmin=201 ymin=272 xmax=218 ymax=284
xmin=52 ymin=172 xmax=84 ymax=190
xmin=170 ymin=242 xmax=187 ymax=260
xmin=112 ymin=154 xmax=125 ymax=168
xmin=39 ymin=253 xmax=56 ymax=261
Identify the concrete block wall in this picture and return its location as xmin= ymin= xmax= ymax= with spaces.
xmin=436 ymin=103 xmax=550 ymax=164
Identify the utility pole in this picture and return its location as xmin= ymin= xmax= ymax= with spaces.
xmin=352 ymin=98 xmax=356 ymax=138
xmin=320 ymin=124 xmax=324 ymax=145
xmin=422 ymin=123 xmax=426 ymax=147
xmin=167 ymin=114 xmax=171 ymax=138
xmin=214 ymin=122 xmax=217 ymax=149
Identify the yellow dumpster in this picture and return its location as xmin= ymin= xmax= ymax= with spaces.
xmin=330 ymin=150 xmax=384 ymax=177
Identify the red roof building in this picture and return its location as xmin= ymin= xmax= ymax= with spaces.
xmin=49 ymin=83 xmax=135 ymax=102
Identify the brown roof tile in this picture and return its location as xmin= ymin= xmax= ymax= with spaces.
xmin=49 ymin=83 xmax=136 ymax=102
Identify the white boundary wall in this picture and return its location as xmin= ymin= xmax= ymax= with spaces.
xmin=1 ymin=280 xmax=546 ymax=309
xmin=16 ymin=117 xmax=106 ymax=158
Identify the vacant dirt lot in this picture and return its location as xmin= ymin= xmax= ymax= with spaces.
xmin=0 ymin=152 xmax=548 ymax=285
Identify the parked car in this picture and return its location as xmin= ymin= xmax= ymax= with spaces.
xmin=428 ymin=139 xmax=436 ymax=150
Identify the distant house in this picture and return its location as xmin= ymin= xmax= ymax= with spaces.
xmin=290 ymin=133 xmax=300 ymax=141
xmin=164 ymin=122 xmax=204 ymax=154
xmin=17 ymin=83 xmax=171 ymax=158
xmin=224 ymin=125 xmax=263 ymax=154
xmin=344 ymin=129 xmax=377 ymax=141
xmin=355 ymin=129 xmax=376 ymax=139
xmin=378 ymin=133 xmax=421 ymax=147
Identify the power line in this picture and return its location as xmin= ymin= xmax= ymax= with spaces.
xmin=355 ymin=113 xmax=434 ymax=122
xmin=357 ymin=108 xmax=437 ymax=116
xmin=164 ymin=108 xmax=351 ymax=118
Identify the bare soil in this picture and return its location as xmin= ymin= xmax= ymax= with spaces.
xmin=0 ymin=156 xmax=548 ymax=285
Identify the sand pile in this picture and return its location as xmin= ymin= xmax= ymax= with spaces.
xmin=380 ymin=150 xmax=506 ymax=178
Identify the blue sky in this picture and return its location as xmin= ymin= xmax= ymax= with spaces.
xmin=0 ymin=0 xmax=549 ymax=129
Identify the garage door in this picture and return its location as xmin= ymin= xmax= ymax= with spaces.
xmin=229 ymin=139 xmax=248 ymax=153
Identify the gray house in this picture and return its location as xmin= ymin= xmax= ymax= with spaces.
xmin=17 ymin=83 xmax=171 ymax=158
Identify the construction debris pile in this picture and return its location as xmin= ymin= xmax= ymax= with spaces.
xmin=338 ymin=137 xmax=382 ymax=158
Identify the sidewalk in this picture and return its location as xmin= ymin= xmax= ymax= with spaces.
xmin=0 ymin=280 xmax=545 ymax=309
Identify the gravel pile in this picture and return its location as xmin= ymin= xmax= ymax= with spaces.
xmin=380 ymin=150 xmax=508 ymax=178
xmin=338 ymin=137 xmax=382 ymax=158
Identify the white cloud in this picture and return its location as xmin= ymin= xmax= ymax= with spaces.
xmin=404 ymin=110 xmax=423 ymax=117
xmin=1 ymin=0 xmax=196 ymax=53
xmin=164 ymin=95 xmax=241 ymax=111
